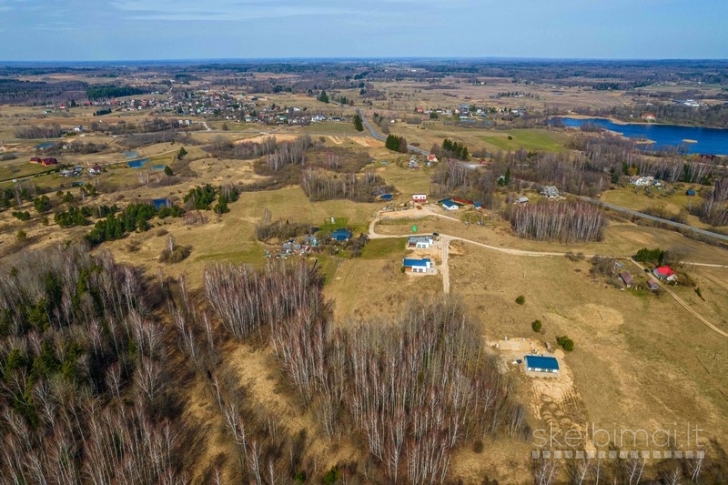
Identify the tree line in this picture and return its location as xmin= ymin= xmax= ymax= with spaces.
xmin=441 ymin=138 xmax=469 ymax=160
xmin=203 ymin=261 xmax=526 ymax=484
xmin=505 ymin=201 xmax=607 ymax=243
xmin=0 ymin=245 xmax=186 ymax=484
xmin=385 ymin=134 xmax=408 ymax=153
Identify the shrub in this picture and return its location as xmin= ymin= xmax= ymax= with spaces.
xmin=531 ymin=319 xmax=542 ymax=332
xmin=565 ymin=251 xmax=585 ymax=262
xmin=16 ymin=229 xmax=27 ymax=241
xmin=515 ymin=295 xmax=525 ymax=305
xmin=12 ymin=211 xmax=31 ymax=221
xmin=556 ymin=335 xmax=575 ymax=351
xmin=156 ymin=228 xmax=169 ymax=237
xmin=473 ymin=440 xmax=485 ymax=454
xmin=159 ymin=246 xmax=191 ymax=263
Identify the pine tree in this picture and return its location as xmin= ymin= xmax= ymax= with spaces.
xmin=318 ymin=90 xmax=329 ymax=103
xmin=353 ymin=115 xmax=364 ymax=132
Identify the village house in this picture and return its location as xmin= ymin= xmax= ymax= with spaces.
xmin=331 ymin=228 xmax=352 ymax=242
xmin=412 ymin=194 xmax=427 ymax=203
xmin=630 ymin=176 xmax=655 ymax=187
xmin=647 ymin=280 xmax=660 ymax=292
xmin=541 ymin=186 xmax=560 ymax=198
xmin=441 ymin=199 xmax=459 ymax=211
xmin=525 ymin=355 xmax=559 ymax=375
xmin=402 ymin=258 xmax=433 ymax=273
xmin=641 ymin=113 xmax=656 ymax=122
xmin=653 ymin=266 xmax=678 ymax=282
xmin=619 ymin=271 xmax=634 ymax=288
xmin=408 ymin=236 xmax=434 ymax=249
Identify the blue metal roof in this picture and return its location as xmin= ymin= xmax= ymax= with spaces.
xmin=331 ymin=228 xmax=352 ymax=241
xmin=403 ymin=258 xmax=431 ymax=267
xmin=525 ymin=355 xmax=559 ymax=371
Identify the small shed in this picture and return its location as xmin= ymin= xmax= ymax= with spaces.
xmin=515 ymin=196 xmax=529 ymax=204
xmin=619 ymin=271 xmax=634 ymax=288
xmin=152 ymin=198 xmax=172 ymax=210
xmin=647 ymin=280 xmax=660 ymax=292
xmin=686 ymin=189 xmax=696 ymax=196
xmin=525 ymin=355 xmax=559 ymax=375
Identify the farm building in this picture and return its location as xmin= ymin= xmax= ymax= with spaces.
xmin=619 ymin=271 xmax=634 ymax=288
xmin=524 ymin=355 xmax=559 ymax=375
xmin=88 ymin=165 xmax=103 ymax=175
xmin=331 ymin=228 xmax=352 ymax=242
xmin=541 ymin=186 xmax=560 ymax=198
xmin=402 ymin=258 xmax=432 ymax=273
xmin=412 ymin=194 xmax=427 ymax=203
xmin=408 ymin=235 xmax=433 ymax=249
xmin=515 ymin=196 xmax=529 ymax=204
xmin=653 ymin=266 xmax=677 ymax=282
xmin=647 ymin=280 xmax=660 ymax=292
xmin=41 ymin=158 xmax=58 ymax=166
xmin=29 ymin=157 xmax=41 ymax=164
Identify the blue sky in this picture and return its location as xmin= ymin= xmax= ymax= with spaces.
xmin=1 ymin=0 xmax=727 ymax=61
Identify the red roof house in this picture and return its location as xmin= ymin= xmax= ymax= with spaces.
xmin=653 ymin=266 xmax=677 ymax=282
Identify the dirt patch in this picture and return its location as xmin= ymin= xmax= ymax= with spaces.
xmin=327 ymin=136 xmax=344 ymax=145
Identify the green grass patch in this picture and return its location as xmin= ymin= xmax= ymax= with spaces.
xmin=360 ymin=238 xmax=406 ymax=259
xmin=479 ymin=129 xmax=567 ymax=152
xmin=311 ymin=254 xmax=341 ymax=285
xmin=194 ymin=244 xmax=266 ymax=266
xmin=319 ymin=217 xmax=349 ymax=233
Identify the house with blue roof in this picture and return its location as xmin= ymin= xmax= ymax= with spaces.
xmin=331 ymin=228 xmax=352 ymax=242
xmin=441 ymin=199 xmax=459 ymax=211
xmin=524 ymin=355 xmax=559 ymax=375
xmin=403 ymin=258 xmax=432 ymax=273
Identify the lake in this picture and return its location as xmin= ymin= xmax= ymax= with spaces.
xmin=556 ymin=117 xmax=728 ymax=155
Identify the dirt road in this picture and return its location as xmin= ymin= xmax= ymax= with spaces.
xmin=629 ymin=259 xmax=728 ymax=338
xmin=368 ymin=208 xmax=728 ymax=340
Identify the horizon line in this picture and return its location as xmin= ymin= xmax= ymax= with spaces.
xmin=2 ymin=56 xmax=728 ymax=66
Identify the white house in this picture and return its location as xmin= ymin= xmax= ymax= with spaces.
xmin=403 ymin=258 xmax=432 ymax=273
xmin=630 ymin=176 xmax=654 ymax=187
xmin=442 ymin=200 xmax=459 ymax=210
xmin=541 ymin=186 xmax=560 ymax=198
xmin=412 ymin=194 xmax=427 ymax=203
xmin=408 ymin=236 xmax=433 ymax=249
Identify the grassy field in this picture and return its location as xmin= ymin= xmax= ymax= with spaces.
xmin=600 ymin=185 xmax=727 ymax=232
xmin=376 ymin=163 xmax=433 ymax=195
xmin=446 ymin=242 xmax=728 ymax=482
xmin=479 ymin=129 xmax=569 ymax=152
xmin=360 ymin=237 xmax=406 ymax=259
